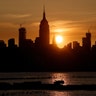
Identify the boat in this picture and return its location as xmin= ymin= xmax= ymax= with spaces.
xmin=54 ymin=80 xmax=64 ymax=85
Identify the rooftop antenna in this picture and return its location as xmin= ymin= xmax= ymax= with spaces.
xmin=20 ymin=22 xmax=25 ymax=28
xmin=42 ymin=0 xmax=47 ymax=20
xmin=20 ymin=24 xmax=22 ymax=28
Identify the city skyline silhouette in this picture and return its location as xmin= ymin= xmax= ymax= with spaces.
xmin=0 ymin=1 xmax=96 ymax=72
xmin=0 ymin=2 xmax=96 ymax=96
xmin=0 ymin=6 xmax=95 ymax=49
xmin=0 ymin=0 xmax=96 ymax=47
xmin=0 ymin=6 xmax=95 ymax=72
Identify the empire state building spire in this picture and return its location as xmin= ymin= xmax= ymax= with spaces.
xmin=43 ymin=5 xmax=46 ymax=20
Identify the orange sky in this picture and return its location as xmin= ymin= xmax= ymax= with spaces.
xmin=0 ymin=0 xmax=96 ymax=47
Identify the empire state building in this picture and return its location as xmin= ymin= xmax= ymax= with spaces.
xmin=39 ymin=7 xmax=50 ymax=47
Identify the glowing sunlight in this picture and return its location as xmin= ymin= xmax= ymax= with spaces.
xmin=56 ymin=35 xmax=63 ymax=43
xmin=55 ymin=35 xmax=64 ymax=48
xmin=54 ymin=29 xmax=64 ymax=33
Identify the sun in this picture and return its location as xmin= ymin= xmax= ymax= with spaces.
xmin=55 ymin=35 xmax=63 ymax=44
xmin=55 ymin=35 xmax=64 ymax=48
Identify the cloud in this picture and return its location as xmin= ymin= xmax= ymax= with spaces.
xmin=49 ymin=18 xmax=96 ymax=31
xmin=0 ymin=22 xmax=17 ymax=28
xmin=3 ymin=14 xmax=32 ymax=18
xmin=30 ymin=22 xmax=39 ymax=26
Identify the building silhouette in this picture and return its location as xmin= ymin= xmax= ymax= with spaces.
xmin=82 ymin=30 xmax=91 ymax=50
xmin=73 ymin=41 xmax=80 ymax=49
xmin=38 ymin=6 xmax=50 ymax=47
xmin=19 ymin=26 xmax=26 ymax=47
xmin=52 ymin=34 xmax=57 ymax=47
xmin=8 ymin=38 xmax=17 ymax=48
xmin=0 ymin=5 xmax=96 ymax=72
xmin=0 ymin=40 xmax=6 ymax=48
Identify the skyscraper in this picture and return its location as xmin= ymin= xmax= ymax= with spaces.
xmin=19 ymin=26 xmax=26 ymax=47
xmin=39 ymin=6 xmax=50 ymax=47
xmin=82 ymin=30 xmax=91 ymax=50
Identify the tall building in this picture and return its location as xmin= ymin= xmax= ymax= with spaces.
xmin=52 ymin=34 xmax=57 ymax=47
xmin=19 ymin=26 xmax=26 ymax=47
xmin=39 ymin=6 xmax=50 ymax=47
xmin=82 ymin=31 xmax=91 ymax=50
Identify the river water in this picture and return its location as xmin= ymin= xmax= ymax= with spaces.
xmin=0 ymin=72 xmax=96 ymax=96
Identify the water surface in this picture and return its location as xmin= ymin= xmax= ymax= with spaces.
xmin=0 ymin=72 xmax=96 ymax=96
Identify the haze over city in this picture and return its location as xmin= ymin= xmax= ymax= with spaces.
xmin=0 ymin=0 xmax=96 ymax=48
